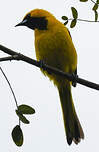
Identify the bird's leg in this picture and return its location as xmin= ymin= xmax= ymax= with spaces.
xmin=72 ymin=68 xmax=78 ymax=87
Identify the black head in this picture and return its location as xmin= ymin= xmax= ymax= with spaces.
xmin=15 ymin=13 xmax=48 ymax=30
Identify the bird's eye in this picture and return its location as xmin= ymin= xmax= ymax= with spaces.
xmin=24 ymin=13 xmax=31 ymax=20
xmin=26 ymin=14 xmax=31 ymax=18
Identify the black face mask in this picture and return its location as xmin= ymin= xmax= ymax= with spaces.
xmin=15 ymin=14 xmax=48 ymax=30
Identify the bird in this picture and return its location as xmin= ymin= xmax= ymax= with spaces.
xmin=16 ymin=9 xmax=84 ymax=145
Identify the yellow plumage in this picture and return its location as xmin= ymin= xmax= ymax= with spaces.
xmin=16 ymin=9 xmax=84 ymax=145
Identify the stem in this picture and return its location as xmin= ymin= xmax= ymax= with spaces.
xmin=0 ymin=67 xmax=18 ymax=108
xmin=68 ymin=18 xmax=99 ymax=22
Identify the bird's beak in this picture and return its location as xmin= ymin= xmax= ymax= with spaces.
xmin=15 ymin=19 xmax=28 ymax=27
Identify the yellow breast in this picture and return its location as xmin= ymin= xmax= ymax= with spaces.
xmin=34 ymin=19 xmax=77 ymax=74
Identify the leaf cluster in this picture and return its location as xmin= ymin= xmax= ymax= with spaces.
xmin=80 ymin=0 xmax=99 ymax=21
xmin=62 ymin=0 xmax=99 ymax=28
xmin=62 ymin=7 xmax=78 ymax=28
xmin=12 ymin=104 xmax=35 ymax=146
xmin=92 ymin=0 xmax=99 ymax=21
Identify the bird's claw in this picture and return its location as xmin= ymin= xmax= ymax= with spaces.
xmin=72 ymin=73 xmax=78 ymax=87
xmin=38 ymin=60 xmax=52 ymax=75
xmin=38 ymin=60 xmax=46 ymax=70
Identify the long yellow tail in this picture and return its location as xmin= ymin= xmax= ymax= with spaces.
xmin=58 ymin=83 xmax=84 ymax=145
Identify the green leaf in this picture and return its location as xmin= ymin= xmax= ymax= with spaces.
xmin=70 ymin=19 xmax=77 ymax=28
xmin=64 ymin=20 xmax=68 ymax=25
xmin=80 ymin=0 xmax=88 ymax=1
xmin=97 ymin=0 xmax=99 ymax=4
xmin=71 ymin=7 xmax=78 ymax=19
xmin=12 ymin=125 xmax=23 ymax=146
xmin=18 ymin=104 xmax=35 ymax=115
xmin=62 ymin=16 xmax=68 ymax=20
xmin=16 ymin=110 xmax=30 ymax=124
xmin=93 ymin=4 xmax=98 ymax=11
xmin=95 ymin=10 xmax=98 ymax=21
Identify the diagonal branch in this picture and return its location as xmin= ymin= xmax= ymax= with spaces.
xmin=0 ymin=44 xmax=99 ymax=90
xmin=90 ymin=0 xmax=96 ymax=4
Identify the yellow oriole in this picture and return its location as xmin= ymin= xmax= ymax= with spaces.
xmin=16 ymin=9 xmax=84 ymax=145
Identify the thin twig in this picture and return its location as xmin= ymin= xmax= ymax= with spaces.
xmin=0 ymin=66 xmax=18 ymax=108
xmin=68 ymin=18 xmax=99 ymax=22
xmin=0 ymin=55 xmax=20 ymax=62
xmin=0 ymin=44 xmax=99 ymax=91
xmin=0 ymin=66 xmax=21 ymax=126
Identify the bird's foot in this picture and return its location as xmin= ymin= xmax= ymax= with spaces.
xmin=39 ymin=60 xmax=44 ymax=68
xmin=72 ymin=72 xmax=78 ymax=87
xmin=38 ymin=60 xmax=52 ymax=75
xmin=38 ymin=60 xmax=47 ymax=71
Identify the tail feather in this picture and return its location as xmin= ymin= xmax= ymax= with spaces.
xmin=58 ymin=83 xmax=84 ymax=145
